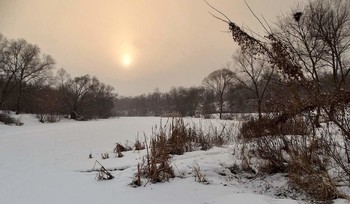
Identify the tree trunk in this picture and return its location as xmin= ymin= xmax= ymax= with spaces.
xmin=0 ymin=74 xmax=16 ymax=109
xmin=257 ymin=99 xmax=262 ymax=120
xmin=314 ymin=106 xmax=321 ymax=128
xmin=15 ymin=82 xmax=23 ymax=114
xmin=219 ymin=94 xmax=223 ymax=119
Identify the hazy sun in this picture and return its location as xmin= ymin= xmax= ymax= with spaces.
xmin=122 ymin=54 xmax=132 ymax=66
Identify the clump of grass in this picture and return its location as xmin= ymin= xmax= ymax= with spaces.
xmin=134 ymin=137 xmax=145 ymax=151
xmin=93 ymin=160 xmax=114 ymax=180
xmin=167 ymin=118 xmax=224 ymax=154
xmin=288 ymin=155 xmax=342 ymax=201
xmin=114 ymin=143 xmax=127 ymax=158
xmin=167 ymin=118 xmax=195 ymax=154
xmin=148 ymin=133 xmax=175 ymax=183
xmin=133 ymin=131 xmax=174 ymax=187
xmin=101 ymin=152 xmax=109 ymax=159
xmin=132 ymin=118 xmax=232 ymax=187
xmin=193 ymin=164 xmax=209 ymax=184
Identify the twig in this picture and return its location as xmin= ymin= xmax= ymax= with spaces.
xmin=261 ymin=15 xmax=273 ymax=34
xmin=244 ymin=0 xmax=271 ymax=34
xmin=204 ymin=0 xmax=232 ymax=23
xmin=208 ymin=12 xmax=230 ymax=24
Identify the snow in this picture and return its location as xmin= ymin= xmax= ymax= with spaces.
xmin=0 ymin=115 xmax=348 ymax=204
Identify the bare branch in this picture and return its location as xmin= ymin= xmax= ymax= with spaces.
xmin=204 ymin=0 xmax=232 ymax=23
xmin=244 ymin=0 xmax=271 ymax=34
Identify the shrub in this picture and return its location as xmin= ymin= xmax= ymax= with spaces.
xmin=0 ymin=113 xmax=23 ymax=126
xmin=238 ymin=113 xmax=348 ymax=201
xmin=36 ymin=114 xmax=61 ymax=123
xmin=239 ymin=115 xmax=310 ymax=140
xmin=288 ymin=154 xmax=342 ymax=201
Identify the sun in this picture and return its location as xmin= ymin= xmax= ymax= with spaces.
xmin=122 ymin=53 xmax=132 ymax=66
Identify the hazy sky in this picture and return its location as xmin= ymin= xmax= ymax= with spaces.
xmin=0 ymin=0 xmax=305 ymax=96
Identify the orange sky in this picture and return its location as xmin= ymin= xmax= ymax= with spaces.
xmin=0 ymin=0 xmax=306 ymax=96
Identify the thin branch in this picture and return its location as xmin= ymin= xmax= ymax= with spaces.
xmin=204 ymin=0 xmax=232 ymax=23
xmin=244 ymin=0 xmax=271 ymax=34
xmin=261 ymin=14 xmax=273 ymax=34
xmin=245 ymin=26 xmax=266 ymax=40
xmin=208 ymin=11 xmax=230 ymax=24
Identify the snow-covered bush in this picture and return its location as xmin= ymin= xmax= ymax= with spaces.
xmin=238 ymin=112 xmax=349 ymax=201
xmin=0 ymin=112 xmax=23 ymax=126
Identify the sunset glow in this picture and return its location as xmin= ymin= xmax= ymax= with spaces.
xmin=122 ymin=53 xmax=132 ymax=66
xmin=0 ymin=0 xmax=307 ymax=96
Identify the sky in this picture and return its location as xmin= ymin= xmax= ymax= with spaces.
xmin=0 ymin=0 xmax=306 ymax=96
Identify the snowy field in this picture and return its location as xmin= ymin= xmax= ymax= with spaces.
xmin=0 ymin=115 xmax=349 ymax=204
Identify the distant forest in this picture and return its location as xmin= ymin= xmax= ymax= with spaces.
xmin=116 ymin=85 xmax=260 ymax=118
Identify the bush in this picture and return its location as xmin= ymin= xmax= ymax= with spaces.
xmin=36 ymin=114 xmax=61 ymax=123
xmin=288 ymin=154 xmax=342 ymax=201
xmin=238 ymin=113 xmax=348 ymax=201
xmin=0 ymin=113 xmax=23 ymax=126
xmin=239 ymin=115 xmax=310 ymax=140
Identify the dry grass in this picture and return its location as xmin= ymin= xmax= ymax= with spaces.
xmin=288 ymin=155 xmax=343 ymax=201
xmin=101 ymin=152 xmax=109 ymax=159
xmin=166 ymin=118 xmax=230 ymax=154
xmin=238 ymin=113 xmax=350 ymax=201
xmin=93 ymin=160 xmax=114 ymax=180
xmin=132 ymin=117 xmax=232 ymax=187
xmin=130 ymin=118 xmax=233 ymax=187
xmin=134 ymin=137 xmax=145 ymax=151
xmin=134 ymin=131 xmax=174 ymax=186
xmin=193 ymin=164 xmax=209 ymax=184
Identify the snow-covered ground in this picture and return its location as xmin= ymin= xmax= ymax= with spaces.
xmin=0 ymin=115 xmax=349 ymax=204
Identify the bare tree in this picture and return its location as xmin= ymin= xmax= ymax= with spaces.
xmin=232 ymin=50 xmax=274 ymax=120
xmin=0 ymin=34 xmax=13 ymax=109
xmin=274 ymin=0 xmax=350 ymax=126
xmin=310 ymin=0 xmax=350 ymax=90
xmin=208 ymin=0 xmax=350 ymax=125
xmin=0 ymin=38 xmax=55 ymax=113
xmin=59 ymin=72 xmax=98 ymax=119
xmin=206 ymin=0 xmax=350 ymax=197
xmin=14 ymin=42 xmax=55 ymax=114
xmin=203 ymin=68 xmax=235 ymax=119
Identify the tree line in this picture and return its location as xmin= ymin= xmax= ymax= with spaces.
xmin=0 ymin=34 xmax=116 ymax=121
xmin=115 ymin=52 xmax=290 ymax=119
